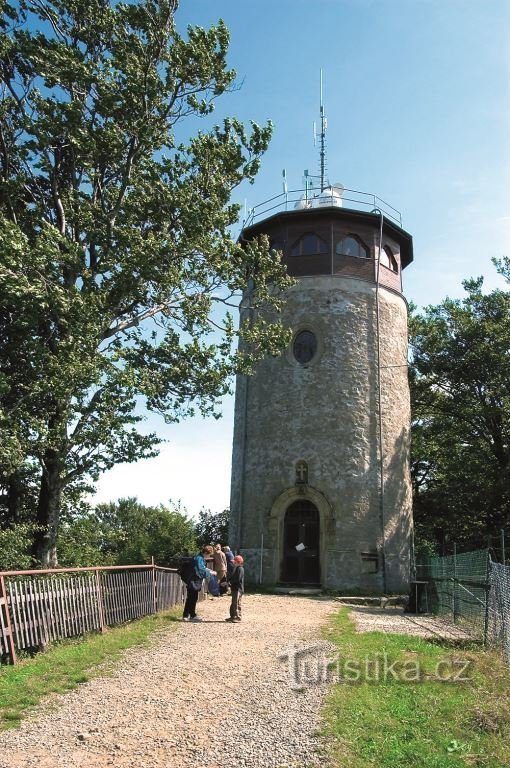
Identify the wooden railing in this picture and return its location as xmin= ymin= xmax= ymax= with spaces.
xmin=0 ymin=564 xmax=191 ymax=665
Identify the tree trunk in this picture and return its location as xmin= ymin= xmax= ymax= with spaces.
xmin=33 ymin=451 xmax=62 ymax=568
xmin=7 ymin=472 xmax=24 ymax=523
xmin=0 ymin=473 xmax=24 ymax=523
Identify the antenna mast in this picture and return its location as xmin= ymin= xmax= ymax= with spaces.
xmin=319 ymin=69 xmax=327 ymax=192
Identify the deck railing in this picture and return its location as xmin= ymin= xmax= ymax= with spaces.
xmin=241 ymin=185 xmax=403 ymax=229
xmin=0 ymin=563 xmax=196 ymax=665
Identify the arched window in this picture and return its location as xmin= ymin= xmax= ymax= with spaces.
xmin=335 ymin=235 xmax=369 ymax=259
xmin=290 ymin=232 xmax=328 ymax=257
xmin=380 ymin=245 xmax=398 ymax=272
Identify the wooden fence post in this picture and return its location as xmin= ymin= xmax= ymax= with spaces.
xmin=0 ymin=575 xmax=17 ymax=665
xmin=95 ymin=569 xmax=106 ymax=633
xmin=152 ymin=558 xmax=157 ymax=614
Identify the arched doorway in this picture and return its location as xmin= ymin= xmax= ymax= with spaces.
xmin=281 ymin=500 xmax=320 ymax=584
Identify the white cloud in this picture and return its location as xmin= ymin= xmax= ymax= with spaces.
xmin=91 ymin=417 xmax=233 ymax=519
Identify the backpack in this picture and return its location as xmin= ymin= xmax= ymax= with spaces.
xmin=177 ymin=556 xmax=196 ymax=584
xmin=207 ymin=573 xmax=220 ymax=597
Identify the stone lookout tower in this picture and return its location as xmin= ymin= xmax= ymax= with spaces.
xmin=229 ymin=93 xmax=414 ymax=594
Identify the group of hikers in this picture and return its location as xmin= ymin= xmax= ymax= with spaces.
xmin=180 ymin=544 xmax=245 ymax=623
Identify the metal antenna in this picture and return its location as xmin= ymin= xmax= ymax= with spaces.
xmin=319 ymin=69 xmax=327 ymax=192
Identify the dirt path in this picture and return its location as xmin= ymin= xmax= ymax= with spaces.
xmin=0 ymin=595 xmax=467 ymax=768
xmin=0 ymin=594 xmax=339 ymax=768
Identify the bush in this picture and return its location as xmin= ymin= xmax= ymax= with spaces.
xmin=0 ymin=524 xmax=36 ymax=571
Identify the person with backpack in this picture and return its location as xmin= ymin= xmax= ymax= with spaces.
xmin=225 ymin=555 xmax=244 ymax=623
xmin=223 ymin=545 xmax=235 ymax=578
xmin=181 ymin=545 xmax=215 ymax=622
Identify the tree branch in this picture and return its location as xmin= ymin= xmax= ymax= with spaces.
xmin=102 ymin=299 xmax=179 ymax=339
xmin=27 ymin=0 xmax=67 ymax=41
xmin=0 ymin=125 xmax=17 ymax=224
xmin=108 ymin=136 xmax=139 ymax=228
xmin=68 ymin=388 xmax=105 ymax=444
xmin=51 ymin=147 xmax=66 ymax=236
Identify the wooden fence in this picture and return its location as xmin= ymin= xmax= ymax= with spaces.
xmin=0 ymin=564 xmax=194 ymax=665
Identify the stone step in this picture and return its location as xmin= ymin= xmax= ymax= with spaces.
xmin=270 ymin=587 xmax=323 ymax=596
xmin=334 ymin=595 xmax=408 ymax=607
xmin=251 ymin=588 xmax=408 ymax=606
xmin=334 ymin=596 xmax=385 ymax=606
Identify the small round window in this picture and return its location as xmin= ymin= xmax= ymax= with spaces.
xmin=293 ymin=330 xmax=317 ymax=364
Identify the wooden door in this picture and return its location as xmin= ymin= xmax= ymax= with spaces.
xmin=281 ymin=501 xmax=320 ymax=584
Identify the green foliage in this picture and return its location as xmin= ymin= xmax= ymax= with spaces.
xmin=58 ymin=497 xmax=197 ymax=567
xmin=194 ymin=507 xmax=230 ymax=548
xmin=410 ymin=274 xmax=510 ymax=550
xmin=0 ymin=523 xmax=36 ymax=570
xmin=0 ymin=0 xmax=293 ymax=565
xmin=56 ymin=514 xmax=116 ymax=567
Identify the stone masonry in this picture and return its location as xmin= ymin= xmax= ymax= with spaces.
xmin=230 ymin=207 xmax=413 ymax=594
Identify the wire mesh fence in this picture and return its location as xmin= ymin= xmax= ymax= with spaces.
xmin=415 ymin=544 xmax=510 ymax=662
xmin=488 ymin=562 xmax=510 ymax=662
xmin=416 ymin=549 xmax=490 ymax=638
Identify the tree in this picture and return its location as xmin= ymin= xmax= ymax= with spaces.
xmin=410 ymin=274 xmax=510 ymax=550
xmin=0 ymin=522 xmax=37 ymax=570
xmin=52 ymin=514 xmax=113 ymax=567
xmin=0 ymin=0 xmax=292 ymax=565
xmin=56 ymin=497 xmax=197 ymax=566
xmin=194 ymin=507 xmax=229 ymax=548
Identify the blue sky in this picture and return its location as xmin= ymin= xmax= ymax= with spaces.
xmin=93 ymin=0 xmax=510 ymax=517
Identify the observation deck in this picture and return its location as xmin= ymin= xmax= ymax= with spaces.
xmin=240 ymin=185 xmax=413 ymax=294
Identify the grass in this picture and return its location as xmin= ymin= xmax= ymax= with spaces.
xmin=0 ymin=607 xmax=181 ymax=731
xmin=322 ymin=608 xmax=510 ymax=768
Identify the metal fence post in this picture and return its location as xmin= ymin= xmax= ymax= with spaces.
xmin=452 ymin=543 xmax=458 ymax=624
xmin=503 ymin=568 xmax=510 ymax=664
xmin=484 ymin=541 xmax=491 ymax=648
xmin=501 ymin=529 xmax=506 ymax=566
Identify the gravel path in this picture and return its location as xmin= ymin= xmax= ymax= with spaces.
xmin=0 ymin=594 xmax=339 ymax=768
xmin=347 ymin=605 xmax=472 ymax=640
xmin=0 ymin=596 xmax=469 ymax=768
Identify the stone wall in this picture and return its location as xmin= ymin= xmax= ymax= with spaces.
xmin=230 ymin=274 xmax=412 ymax=594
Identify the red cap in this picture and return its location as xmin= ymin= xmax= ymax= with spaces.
xmin=234 ymin=555 xmax=244 ymax=564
